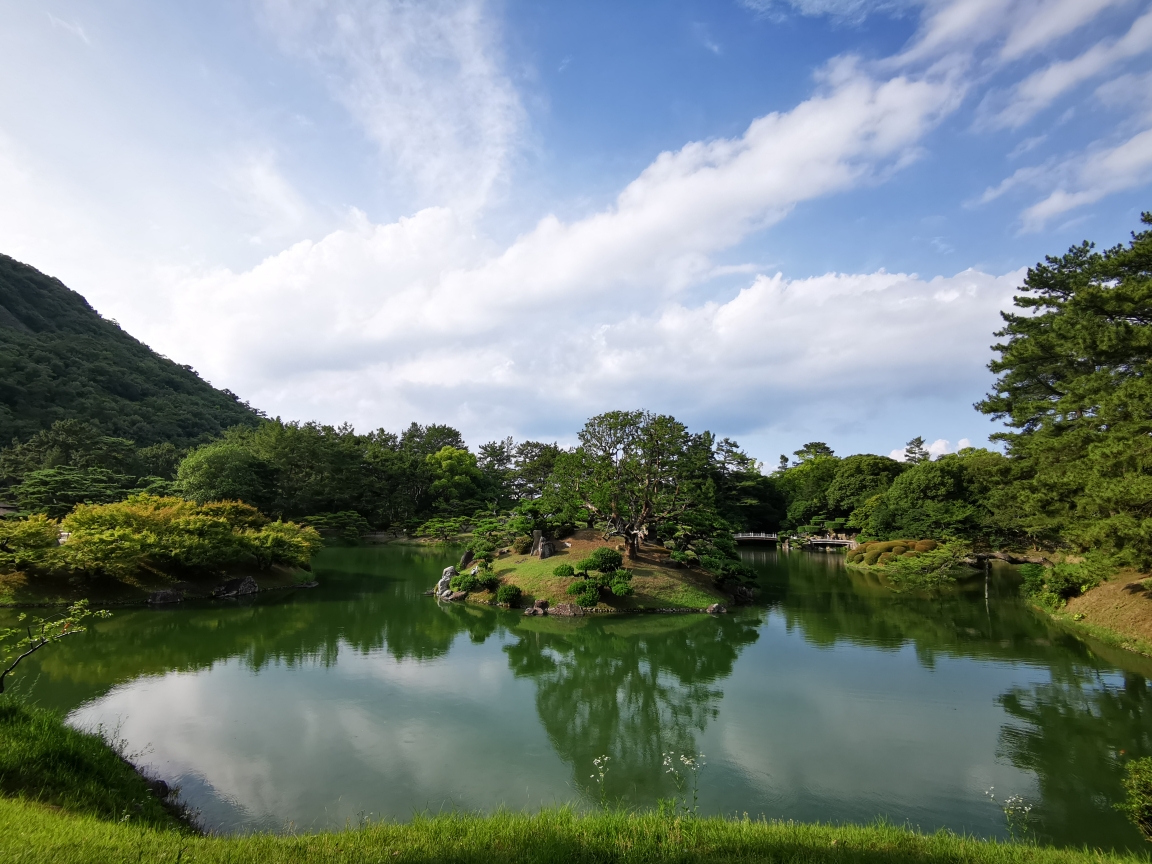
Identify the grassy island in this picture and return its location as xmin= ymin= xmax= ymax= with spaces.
xmin=463 ymin=529 xmax=727 ymax=612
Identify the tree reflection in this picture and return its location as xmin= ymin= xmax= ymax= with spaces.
xmin=745 ymin=548 xmax=1127 ymax=672
xmin=503 ymin=613 xmax=761 ymax=804
xmin=13 ymin=544 xmax=494 ymax=709
xmin=998 ymin=671 xmax=1152 ymax=850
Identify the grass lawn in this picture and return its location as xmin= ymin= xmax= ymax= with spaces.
xmin=5 ymin=796 xmax=1151 ymax=864
xmin=472 ymin=530 xmax=726 ymax=611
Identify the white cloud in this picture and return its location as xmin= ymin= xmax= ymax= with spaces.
xmin=46 ymin=12 xmax=89 ymax=44
xmin=979 ymin=125 xmax=1152 ymax=230
xmin=985 ymin=8 xmax=1152 ymax=129
xmin=147 ymin=58 xmax=973 ymax=437
xmin=257 ymin=0 xmax=524 ymax=213
xmin=889 ymin=436 xmax=976 ymax=461
xmin=892 ymin=0 xmax=1131 ymax=69
xmin=1020 ymin=127 xmax=1152 ymax=229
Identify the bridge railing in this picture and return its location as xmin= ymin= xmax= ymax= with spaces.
xmin=733 ymin=532 xmax=778 ymax=539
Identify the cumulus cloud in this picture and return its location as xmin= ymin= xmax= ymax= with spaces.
xmin=150 ymin=57 xmax=974 ymax=438
xmin=257 ymin=0 xmax=524 ymax=213
xmin=888 ymin=437 xmax=975 ymax=461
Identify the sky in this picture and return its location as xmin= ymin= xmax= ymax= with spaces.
xmin=1 ymin=0 xmax=1150 ymax=465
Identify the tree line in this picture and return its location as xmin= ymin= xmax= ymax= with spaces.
xmin=1 ymin=213 xmax=1150 ymax=585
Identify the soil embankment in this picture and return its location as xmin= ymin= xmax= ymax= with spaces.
xmin=1062 ymin=576 xmax=1152 ymax=656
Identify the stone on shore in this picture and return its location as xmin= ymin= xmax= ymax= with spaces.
xmin=212 ymin=576 xmax=259 ymax=598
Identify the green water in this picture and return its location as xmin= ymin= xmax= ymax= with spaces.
xmin=6 ymin=545 xmax=1151 ymax=848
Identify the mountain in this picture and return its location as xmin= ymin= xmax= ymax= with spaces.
xmin=0 ymin=254 xmax=260 ymax=447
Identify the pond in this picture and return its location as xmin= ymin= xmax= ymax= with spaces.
xmin=7 ymin=544 xmax=1151 ymax=849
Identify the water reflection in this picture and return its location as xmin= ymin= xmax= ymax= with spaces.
xmin=2 ymin=544 xmax=1150 ymax=848
xmin=505 ymin=613 xmax=761 ymax=803
xmin=998 ymin=671 xmax=1152 ymax=848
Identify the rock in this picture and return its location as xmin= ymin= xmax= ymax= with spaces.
xmin=533 ymin=598 xmax=549 ymax=611
xmin=706 ymin=603 xmax=727 ymax=614
xmin=729 ymin=585 xmax=754 ymax=605
xmin=536 ymin=540 xmax=555 ymax=560
xmin=459 ymin=548 xmax=474 ymax=569
xmin=441 ymin=589 xmax=454 ymax=599
xmin=552 ymin=603 xmax=584 ymax=617
xmin=469 ymin=565 xmax=480 ymax=576
xmin=212 ymin=576 xmax=259 ymax=598
xmin=148 ymin=779 xmax=171 ymax=799
xmin=448 ymin=590 xmax=468 ymax=602
xmin=436 ymin=566 xmax=457 ymax=594
xmin=529 ymin=530 xmax=543 ymax=555
xmin=523 ymin=606 xmax=541 ymax=616
xmin=148 ymin=589 xmax=183 ymax=605
xmin=295 ymin=581 xmax=319 ymax=589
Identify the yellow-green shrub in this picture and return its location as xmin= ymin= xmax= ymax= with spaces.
xmin=914 ymin=540 xmax=938 ymax=552
xmin=864 ymin=550 xmax=882 ymax=565
xmin=58 ymin=495 xmax=320 ymax=583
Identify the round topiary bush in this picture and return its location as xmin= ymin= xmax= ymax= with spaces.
xmin=552 ymin=563 xmax=575 ymax=578
xmin=864 ymin=550 xmax=882 ymax=566
xmin=496 ymin=584 xmax=522 ymax=606
xmin=588 ymin=547 xmax=624 ymax=573
xmin=511 ymin=535 xmax=533 ymax=555
xmin=914 ymin=540 xmax=938 ymax=552
xmin=878 ymin=552 xmax=893 ymax=565
xmin=450 ymin=572 xmax=479 ymax=592
xmin=901 ymin=551 xmax=918 ymax=558
xmin=567 ymin=581 xmax=600 ymax=607
xmin=479 ymin=574 xmax=500 ymax=592
xmin=891 ymin=545 xmax=907 ymax=556
xmin=848 ymin=552 xmax=864 ymax=563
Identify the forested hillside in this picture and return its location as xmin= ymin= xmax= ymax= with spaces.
xmin=0 ymin=255 xmax=260 ymax=447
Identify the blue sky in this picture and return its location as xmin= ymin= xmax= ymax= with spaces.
xmin=1 ymin=0 xmax=1150 ymax=464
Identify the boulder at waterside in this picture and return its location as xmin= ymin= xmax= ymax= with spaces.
xmin=213 ymin=576 xmax=259 ymax=598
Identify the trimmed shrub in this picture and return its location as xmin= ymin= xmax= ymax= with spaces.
xmin=479 ymin=574 xmax=500 ymax=592
xmin=567 ymin=581 xmax=600 ymax=607
xmin=901 ymin=551 xmax=918 ymax=558
xmin=891 ymin=545 xmax=908 ymax=556
xmin=878 ymin=552 xmax=893 ymax=565
xmin=495 ymin=584 xmax=522 ymax=606
xmin=864 ymin=550 xmax=882 ymax=566
xmin=450 ymin=572 xmax=479 ymax=592
xmin=575 ymin=557 xmax=596 ymax=573
xmin=848 ymin=552 xmax=864 ymax=563
xmin=552 ymin=563 xmax=575 ymax=578
xmin=914 ymin=540 xmax=938 ymax=552
xmin=588 ymin=547 xmax=624 ymax=573
xmin=511 ymin=535 xmax=533 ymax=555
xmin=608 ymin=569 xmax=634 ymax=597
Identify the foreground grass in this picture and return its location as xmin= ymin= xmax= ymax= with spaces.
xmin=4 ymin=798 xmax=1150 ymax=864
xmin=0 ymin=699 xmax=184 ymax=831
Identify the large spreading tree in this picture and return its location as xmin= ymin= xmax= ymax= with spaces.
xmin=977 ymin=211 xmax=1152 ymax=565
xmin=552 ymin=410 xmax=716 ymax=558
